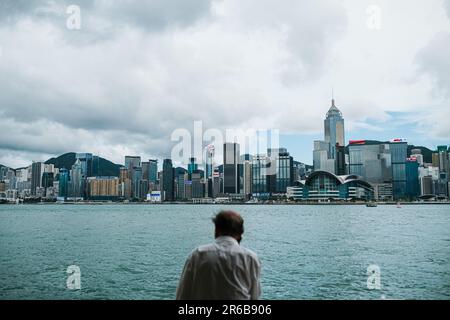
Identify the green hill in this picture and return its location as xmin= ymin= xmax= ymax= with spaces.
xmin=45 ymin=153 xmax=121 ymax=177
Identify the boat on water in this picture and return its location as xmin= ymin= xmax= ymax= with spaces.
xmin=366 ymin=202 xmax=378 ymax=207
xmin=396 ymin=202 xmax=401 ymax=208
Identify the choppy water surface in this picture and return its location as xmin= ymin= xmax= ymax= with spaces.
xmin=0 ymin=204 xmax=449 ymax=300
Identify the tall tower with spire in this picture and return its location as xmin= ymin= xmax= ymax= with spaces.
xmin=324 ymin=97 xmax=345 ymax=159
xmin=313 ymin=96 xmax=346 ymax=174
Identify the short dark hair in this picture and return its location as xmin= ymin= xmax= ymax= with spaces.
xmin=212 ymin=210 xmax=244 ymax=237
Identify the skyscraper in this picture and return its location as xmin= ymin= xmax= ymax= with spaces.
xmin=267 ymin=148 xmax=294 ymax=193
xmin=324 ymin=98 xmax=345 ymax=159
xmin=76 ymin=153 xmax=94 ymax=178
xmin=252 ymin=155 xmax=269 ymax=194
xmin=242 ymin=159 xmax=252 ymax=197
xmin=335 ymin=144 xmax=346 ymax=175
xmin=162 ymin=159 xmax=174 ymax=201
xmin=405 ymin=157 xmax=420 ymax=199
xmin=149 ymin=159 xmax=158 ymax=184
xmin=348 ymin=140 xmax=392 ymax=183
xmin=31 ymin=161 xmax=45 ymax=196
xmin=188 ymin=157 xmax=198 ymax=175
xmin=313 ymin=140 xmax=335 ymax=173
xmin=205 ymin=144 xmax=215 ymax=180
xmin=223 ymin=143 xmax=240 ymax=194
xmin=142 ymin=161 xmax=150 ymax=181
xmin=132 ymin=167 xmax=143 ymax=200
xmin=313 ymin=98 xmax=345 ymax=174
xmin=70 ymin=159 xmax=83 ymax=199
xmin=390 ymin=139 xmax=408 ymax=200
xmin=58 ymin=168 xmax=70 ymax=199
xmin=125 ymin=156 xmax=141 ymax=172
xmin=125 ymin=156 xmax=141 ymax=199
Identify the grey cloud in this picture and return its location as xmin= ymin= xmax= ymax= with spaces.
xmin=445 ymin=0 xmax=450 ymax=18
xmin=98 ymin=0 xmax=214 ymax=31
xmin=0 ymin=0 xmax=214 ymax=32
xmin=416 ymin=32 xmax=450 ymax=98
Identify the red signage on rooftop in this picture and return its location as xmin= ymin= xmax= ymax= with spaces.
xmin=349 ymin=140 xmax=366 ymax=145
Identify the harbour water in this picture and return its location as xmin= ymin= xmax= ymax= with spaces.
xmin=0 ymin=204 xmax=449 ymax=300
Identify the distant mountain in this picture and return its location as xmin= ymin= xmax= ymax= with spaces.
xmin=45 ymin=153 xmax=121 ymax=177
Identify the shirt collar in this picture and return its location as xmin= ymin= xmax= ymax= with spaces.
xmin=215 ymin=236 xmax=239 ymax=245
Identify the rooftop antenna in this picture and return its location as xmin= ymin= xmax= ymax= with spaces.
xmin=332 ymin=87 xmax=335 ymax=106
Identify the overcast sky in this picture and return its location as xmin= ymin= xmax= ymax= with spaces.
xmin=0 ymin=0 xmax=449 ymax=168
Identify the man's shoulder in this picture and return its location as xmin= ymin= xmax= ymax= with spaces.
xmin=191 ymin=243 xmax=217 ymax=254
xmin=240 ymin=246 xmax=260 ymax=262
xmin=189 ymin=242 xmax=260 ymax=265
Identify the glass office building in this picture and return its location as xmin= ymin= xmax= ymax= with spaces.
xmin=267 ymin=148 xmax=294 ymax=193
xmin=252 ymin=155 xmax=269 ymax=194
xmin=348 ymin=141 xmax=391 ymax=183
xmin=390 ymin=140 xmax=408 ymax=199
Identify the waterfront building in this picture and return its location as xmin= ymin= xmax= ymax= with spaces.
xmin=287 ymin=185 xmax=304 ymax=201
xmin=58 ymin=168 xmax=70 ymax=199
xmin=420 ymin=175 xmax=434 ymax=196
xmin=162 ymin=159 xmax=174 ymax=201
xmin=142 ymin=162 xmax=150 ymax=181
xmin=176 ymin=171 xmax=186 ymax=200
xmin=302 ymin=171 xmax=374 ymax=201
xmin=132 ymin=166 xmax=143 ymax=200
xmin=335 ymin=144 xmax=346 ymax=175
xmin=188 ymin=157 xmax=198 ymax=175
xmin=252 ymin=154 xmax=269 ymax=194
xmin=125 ymin=156 xmax=141 ymax=199
xmin=313 ymin=140 xmax=335 ymax=173
xmin=149 ymin=159 xmax=158 ymax=184
xmin=190 ymin=171 xmax=204 ymax=199
xmin=204 ymin=145 xmax=215 ymax=180
xmin=405 ymin=158 xmax=420 ymax=199
xmin=42 ymin=172 xmax=54 ymax=190
xmin=348 ymin=140 xmax=392 ymax=183
xmin=223 ymin=143 xmax=240 ymax=194
xmin=70 ymin=159 xmax=83 ymax=199
xmin=76 ymin=153 xmax=94 ymax=177
xmin=242 ymin=160 xmax=252 ymax=197
xmin=390 ymin=139 xmax=408 ymax=199
xmin=267 ymin=148 xmax=294 ymax=193
xmin=125 ymin=156 xmax=141 ymax=172
xmin=174 ymin=167 xmax=187 ymax=200
xmin=87 ymin=176 xmax=119 ymax=200
xmin=372 ymin=183 xmax=393 ymax=201
xmin=436 ymin=171 xmax=449 ymax=198
xmin=31 ymin=161 xmax=45 ymax=196
xmin=324 ymin=98 xmax=345 ymax=159
xmin=212 ymin=169 xmax=221 ymax=198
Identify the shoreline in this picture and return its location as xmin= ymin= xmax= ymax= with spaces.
xmin=2 ymin=201 xmax=450 ymax=206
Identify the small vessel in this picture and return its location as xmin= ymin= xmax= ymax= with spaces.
xmin=366 ymin=202 xmax=378 ymax=207
xmin=396 ymin=202 xmax=401 ymax=208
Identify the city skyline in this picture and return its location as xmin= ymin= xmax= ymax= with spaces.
xmin=1 ymin=0 xmax=450 ymax=168
xmin=2 ymin=100 xmax=449 ymax=203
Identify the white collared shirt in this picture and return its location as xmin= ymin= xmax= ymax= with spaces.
xmin=176 ymin=236 xmax=262 ymax=300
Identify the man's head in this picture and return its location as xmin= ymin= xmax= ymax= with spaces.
xmin=213 ymin=210 xmax=244 ymax=243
